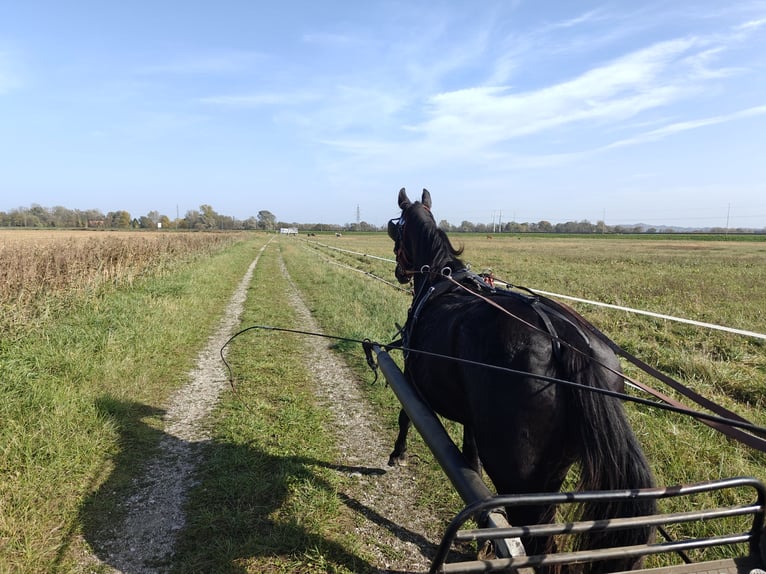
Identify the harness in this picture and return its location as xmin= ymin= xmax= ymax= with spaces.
xmin=389 ymin=208 xmax=592 ymax=361
xmin=397 ymin=267 xmax=592 ymax=361
xmin=387 ymin=209 xmax=766 ymax=451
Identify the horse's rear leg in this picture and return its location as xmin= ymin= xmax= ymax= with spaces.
xmin=462 ymin=425 xmax=481 ymax=475
xmin=388 ymin=409 xmax=411 ymax=466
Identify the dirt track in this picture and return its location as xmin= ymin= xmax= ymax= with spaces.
xmin=82 ymin=240 xmax=438 ymax=573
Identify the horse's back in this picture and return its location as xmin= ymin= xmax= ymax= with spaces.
xmin=407 ymin=292 xmax=577 ymax=487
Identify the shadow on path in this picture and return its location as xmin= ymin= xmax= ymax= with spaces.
xmin=79 ymin=397 xmax=439 ymax=573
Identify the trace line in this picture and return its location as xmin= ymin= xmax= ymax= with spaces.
xmin=305 ymin=238 xmax=766 ymax=341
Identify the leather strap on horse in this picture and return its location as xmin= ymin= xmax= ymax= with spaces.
xmin=439 ymin=273 xmax=766 ymax=453
xmin=535 ymin=294 xmax=766 ymax=453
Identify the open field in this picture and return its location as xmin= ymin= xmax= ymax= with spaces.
xmin=279 ymin=233 xmax=766 ymax=564
xmin=0 ymin=229 xmax=243 ymax=320
xmin=0 ymin=230 xmax=266 ymax=572
xmin=1 ymin=230 xmax=764 ymax=572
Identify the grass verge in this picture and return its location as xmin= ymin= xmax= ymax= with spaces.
xmin=0 ymin=233 xmax=266 ymax=573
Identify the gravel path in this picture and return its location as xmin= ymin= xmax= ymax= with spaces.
xmin=82 ymin=240 xmax=439 ymax=573
xmin=277 ymin=254 xmax=438 ymax=573
xmin=84 ymin=241 xmax=269 ymax=573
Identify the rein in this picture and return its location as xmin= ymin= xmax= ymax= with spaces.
xmin=221 ymin=324 xmax=766 ymax=441
xmin=402 ymin=266 xmax=766 ymax=453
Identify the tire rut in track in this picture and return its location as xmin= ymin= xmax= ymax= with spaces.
xmin=278 ymin=253 xmax=439 ymax=573
xmin=82 ymin=242 xmax=269 ymax=573
xmin=83 ymin=240 xmax=441 ymax=573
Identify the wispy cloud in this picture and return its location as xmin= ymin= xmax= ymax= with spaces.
xmin=302 ymin=32 xmax=358 ymax=46
xmin=604 ymin=104 xmax=766 ymax=150
xmin=549 ymin=8 xmax=607 ymax=30
xmin=413 ymin=37 xmax=704 ymax=146
xmin=735 ymin=17 xmax=766 ymax=32
xmin=483 ymin=104 xmax=766 ymax=171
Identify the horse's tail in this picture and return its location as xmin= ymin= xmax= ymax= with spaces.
xmin=566 ymin=352 xmax=657 ymax=574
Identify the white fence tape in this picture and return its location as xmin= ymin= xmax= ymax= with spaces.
xmin=306 ymin=239 xmax=766 ymax=341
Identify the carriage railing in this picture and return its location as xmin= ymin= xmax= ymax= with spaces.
xmin=431 ymin=476 xmax=766 ymax=574
xmin=368 ymin=344 xmax=765 ymax=574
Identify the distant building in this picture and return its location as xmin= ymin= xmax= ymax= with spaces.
xmin=280 ymin=227 xmax=298 ymax=235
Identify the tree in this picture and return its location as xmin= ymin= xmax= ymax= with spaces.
xmin=199 ymin=205 xmax=218 ymax=229
xmin=147 ymin=210 xmax=161 ymax=225
xmin=107 ymin=210 xmax=131 ymax=228
xmin=183 ymin=209 xmax=202 ymax=229
xmin=52 ymin=206 xmax=77 ymax=227
xmin=138 ymin=215 xmax=155 ymax=229
xmin=257 ymin=210 xmax=276 ymax=231
xmin=243 ymin=216 xmax=258 ymax=230
xmin=357 ymin=221 xmax=378 ymax=232
xmin=534 ymin=220 xmax=554 ymax=233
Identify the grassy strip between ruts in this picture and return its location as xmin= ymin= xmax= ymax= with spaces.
xmin=0 ymin=233 xmax=267 ymax=573
xmin=279 ymin=239 xmax=467 ymax=538
xmin=171 ymin=240 xmax=371 ymax=574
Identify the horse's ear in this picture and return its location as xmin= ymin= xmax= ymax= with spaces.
xmin=398 ymin=187 xmax=411 ymax=209
xmin=421 ymin=188 xmax=432 ymax=209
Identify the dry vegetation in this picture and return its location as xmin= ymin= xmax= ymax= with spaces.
xmin=0 ymin=229 xmax=262 ymax=573
xmin=0 ymin=229 xmax=241 ymax=324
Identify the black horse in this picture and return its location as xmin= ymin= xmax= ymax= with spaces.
xmin=388 ymin=188 xmax=656 ymax=573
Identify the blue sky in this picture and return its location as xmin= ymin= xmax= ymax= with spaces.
xmin=1 ymin=1 xmax=765 ymax=228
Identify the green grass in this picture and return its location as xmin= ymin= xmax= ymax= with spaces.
xmin=0 ymin=233 xmax=268 ymax=573
xmin=172 ymin=239 xmax=371 ymax=573
xmin=2 ymin=231 xmax=764 ymax=572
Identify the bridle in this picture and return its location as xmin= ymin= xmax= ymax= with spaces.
xmin=388 ymin=215 xmax=416 ymax=282
xmin=389 ymin=203 xmax=437 ymax=283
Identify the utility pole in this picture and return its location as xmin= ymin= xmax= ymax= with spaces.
xmin=725 ymin=203 xmax=731 ymax=237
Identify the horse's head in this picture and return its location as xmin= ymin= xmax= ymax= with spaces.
xmin=388 ymin=187 xmax=463 ymax=285
xmin=388 ymin=188 xmax=431 ymax=283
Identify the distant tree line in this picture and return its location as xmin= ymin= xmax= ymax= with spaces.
xmin=440 ymin=219 xmax=764 ymax=235
xmin=0 ymin=203 xmax=384 ymax=233
xmin=2 ymin=204 xmax=762 ymax=234
xmin=0 ymin=204 xmax=278 ymax=231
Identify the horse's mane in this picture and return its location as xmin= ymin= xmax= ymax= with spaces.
xmin=407 ymin=202 xmax=464 ymax=270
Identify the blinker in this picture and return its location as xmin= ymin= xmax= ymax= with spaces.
xmin=387 ymin=217 xmax=404 ymax=241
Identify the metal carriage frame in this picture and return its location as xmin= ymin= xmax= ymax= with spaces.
xmin=369 ymin=344 xmax=766 ymax=574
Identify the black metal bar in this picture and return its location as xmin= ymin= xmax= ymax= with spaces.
xmin=455 ymin=504 xmax=762 ymax=541
xmin=372 ymin=345 xmax=495 ymax=506
xmin=444 ymin=476 xmax=766 ymax=523
xmin=437 ymin=477 xmax=766 ymax=573
xmin=440 ymin=535 xmax=758 ymax=573
xmin=371 ymin=345 xmax=528 ymax=573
